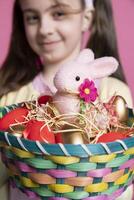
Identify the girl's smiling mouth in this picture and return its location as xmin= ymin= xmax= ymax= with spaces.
xmin=39 ymin=40 xmax=61 ymax=46
xmin=39 ymin=40 xmax=62 ymax=50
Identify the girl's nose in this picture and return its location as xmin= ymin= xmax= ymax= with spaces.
xmin=38 ymin=16 xmax=55 ymax=36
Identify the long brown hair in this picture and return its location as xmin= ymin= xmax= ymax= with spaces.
xmin=0 ymin=0 xmax=126 ymax=98
xmin=0 ymin=1 xmax=43 ymax=97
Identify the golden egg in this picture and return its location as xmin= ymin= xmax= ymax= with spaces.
xmin=62 ymin=131 xmax=84 ymax=144
xmin=113 ymin=95 xmax=128 ymax=122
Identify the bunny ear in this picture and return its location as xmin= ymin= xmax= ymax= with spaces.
xmin=89 ymin=57 xmax=119 ymax=79
xmin=76 ymin=48 xmax=94 ymax=63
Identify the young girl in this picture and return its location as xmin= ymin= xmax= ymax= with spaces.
xmin=0 ymin=0 xmax=133 ymax=199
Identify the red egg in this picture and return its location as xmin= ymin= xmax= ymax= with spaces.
xmin=0 ymin=107 xmax=29 ymax=131
xmin=38 ymin=95 xmax=52 ymax=105
xmin=97 ymin=131 xmax=129 ymax=143
xmin=55 ymin=133 xmax=63 ymax=143
xmin=23 ymin=119 xmax=55 ymax=143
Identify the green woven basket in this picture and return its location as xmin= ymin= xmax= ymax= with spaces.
xmin=0 ymin=104 xmax=134 ymax=200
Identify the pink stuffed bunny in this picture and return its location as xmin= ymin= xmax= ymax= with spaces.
xmin=52 ymin=49 xmax=118 ymax=144
xmin=53 ymin=48 xmax=118 ymax=115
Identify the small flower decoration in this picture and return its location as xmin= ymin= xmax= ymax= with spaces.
xmin=79 ymin=79 xmax=98 ymax=103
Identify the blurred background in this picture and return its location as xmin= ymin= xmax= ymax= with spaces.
xmin=0 ymin=0 xmax=134 ymax=100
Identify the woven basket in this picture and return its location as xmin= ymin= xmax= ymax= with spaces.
xmin=0 ymin=104 xmax=134 ymax=200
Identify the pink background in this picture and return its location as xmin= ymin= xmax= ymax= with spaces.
xmin=0 ymin=0 xmax=134 ymax=99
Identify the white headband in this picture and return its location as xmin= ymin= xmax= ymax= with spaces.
xmin=85 ymin=0 xmax=94 ymax=9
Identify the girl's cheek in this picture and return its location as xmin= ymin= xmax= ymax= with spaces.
xmin=25 ymin=31 xmax=35 ymax=47
xmin=25 ymin=25 xmax=37 ymax=39
xmin=58 ymin=22 xmax=74 ymax=33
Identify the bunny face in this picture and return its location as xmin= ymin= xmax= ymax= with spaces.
xmin=54 ymin=49 xmax=119 ymax=94
xmin=54 ymin=62 xmax=92 ymax=93
xmin=54 ymin=49 xmax=95 ymax=93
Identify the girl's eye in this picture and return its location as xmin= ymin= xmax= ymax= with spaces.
xmin=25 ymin=15 xmax=39 ymax=25
xmin=52 ymin=11 xmax=66 ymax=20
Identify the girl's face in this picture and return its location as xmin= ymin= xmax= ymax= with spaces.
xmin=19 ymin=0 xmax=90 ymax=65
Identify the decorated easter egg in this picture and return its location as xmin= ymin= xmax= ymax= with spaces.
xmin=0 ymin=107 xmax=29 ymax=131
xmin=23 ymin=119 xmax=55 ymax=143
